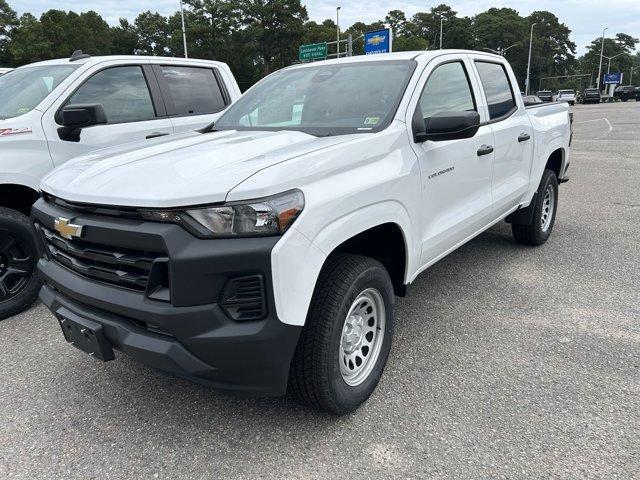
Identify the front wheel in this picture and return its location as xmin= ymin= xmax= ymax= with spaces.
xmin=0 ymin=207 xmax=41 ymax=319
xmin=512 ymin=169 xmax=559 ymax=246
xmin=289 ymin=254 xmax=394 ymax=415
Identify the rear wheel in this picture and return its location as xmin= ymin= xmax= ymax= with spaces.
xmin=0 ymin=208 xmax=41 ymax=319
xmin=512 ymin=169 xmax=559 ymax=246
xmin=289 ymin=254 xmax=394 ymax=415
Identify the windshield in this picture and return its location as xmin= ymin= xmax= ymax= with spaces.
xmin=0 ymin=65 xmax=79 ymax=119
xmin=215 ymin=60 xmax=416 ymax=137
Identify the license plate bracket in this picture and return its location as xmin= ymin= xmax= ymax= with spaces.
xmin=58 ymin=314 xmax=115 ymax=362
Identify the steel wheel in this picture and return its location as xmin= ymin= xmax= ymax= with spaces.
xmin=0 ymin=230 xmax=33 ymax=303
xmin=339 ymin=288 xmax=386 ymax=386
xmin=540 ymin=185 xmax=555 ymax=233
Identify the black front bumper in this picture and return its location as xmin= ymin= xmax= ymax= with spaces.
xmin=32 ymin=199 xmax=302 ymax=397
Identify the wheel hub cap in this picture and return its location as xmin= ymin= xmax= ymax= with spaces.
xmin=339 ymin=288 xmax=386 ymax=386
xmin=541 ymin=185 xmax=555 ymax=233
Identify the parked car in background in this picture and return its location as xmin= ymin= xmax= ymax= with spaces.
xmin=554 ymin=89 xmax=576 ymax=105
xmin=580 ymin=88 xmax=601 ymax=104
xmin=0 ymin=51 xmax=240 ymax=319
xmin=613 ymin=85 xmax=639 ymax=102
xmin=0 ymin=68 xmax=13 ymax=76
xmin=33 ymin=50 xmax=571 ymax=414
xmin=522 ymin=94 xmax=544 ymax=106
xmin=536 ymin=90 xmax=553 ymax=102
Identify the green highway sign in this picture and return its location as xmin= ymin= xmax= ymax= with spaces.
xmin=299 ymin=42 xmax=327 ymax=61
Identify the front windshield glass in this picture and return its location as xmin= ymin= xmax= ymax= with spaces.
xmin=215 ymin=60 xmax=415 ymax=137
xmin=0 ymin=65 xmax=79 ymax=119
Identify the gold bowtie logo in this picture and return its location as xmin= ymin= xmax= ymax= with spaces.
xmin=54 ymin=217 xmax=83 ymax=240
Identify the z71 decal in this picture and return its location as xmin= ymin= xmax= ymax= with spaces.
xmin=0 ymin=127 xmax=33 ymax=137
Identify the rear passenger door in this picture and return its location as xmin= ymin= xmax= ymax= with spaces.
xmin=45 ymin=62 xmax=173 ymax=167
xmin=153 ymin=64 xmax=230 ymax=133
xmin=472 ymin=59 xmax=534 ymax=215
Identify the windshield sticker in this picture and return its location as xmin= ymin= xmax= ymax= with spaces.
xmin=363 ymin=117 xmax=381 ymax=126
xmin=0 ymin=127 xmax=33 ymax=137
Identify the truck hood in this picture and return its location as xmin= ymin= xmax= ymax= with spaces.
xmin=41 ymin=130 xmax=356 ymax=208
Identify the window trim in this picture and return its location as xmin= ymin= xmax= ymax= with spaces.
xmin=152 ymin=64 xmax=230 ymax=118
xmin=473 ymin=60 xmax=518 ymax=124
xmin=54 ymin=64 xmax=163 ymax=126
xmin=415 ymin=59 xmax=478 ymax=121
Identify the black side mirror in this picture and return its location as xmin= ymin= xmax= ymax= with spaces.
xmin=58 ymin=104 xmax=107 ymax=142
xmin=413 ymin=110 xmax=481 ymax=143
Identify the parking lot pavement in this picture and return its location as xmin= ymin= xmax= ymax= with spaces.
xmin=1 ymin=102 xmax=639 ymax=480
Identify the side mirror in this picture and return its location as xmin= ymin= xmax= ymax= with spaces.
xmin=58 ymin=104 xmax=107 ymax=142
xmin=413 ymin=110 xmax=481 ymax=143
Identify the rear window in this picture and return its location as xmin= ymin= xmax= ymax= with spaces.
xmin=158 ymin=66 xmax=227 ymax=116
xmin=475 ymin=61 xmax=516 ymax=120
xmin=559 ymin=90 xmax=574 ymax=94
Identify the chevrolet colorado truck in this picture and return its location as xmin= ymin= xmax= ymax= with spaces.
xmin=0 ymin=52 xmax=240 ymax=319
xmin=33 ymin=50 xmax=571 ymax=414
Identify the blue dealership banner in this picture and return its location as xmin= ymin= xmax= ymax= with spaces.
xmin=603 ymin=73 xmax=622 ymax=85
xmin=364 ymin=28 xmax=392 ymax=55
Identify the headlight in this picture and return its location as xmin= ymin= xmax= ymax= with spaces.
xmin=140 ymin=190 xmax=304 ymax=238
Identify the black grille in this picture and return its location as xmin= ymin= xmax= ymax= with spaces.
xmin=220 ymin=275 xmax=267 ymax=321
xmin=39 ymin=224 xmax=167 ymax=292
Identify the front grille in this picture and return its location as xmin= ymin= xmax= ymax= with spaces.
xmin=220 ymin=275 xmax=267 ymax=321
xmin=39 ymin=224 xmax=167 ymax=292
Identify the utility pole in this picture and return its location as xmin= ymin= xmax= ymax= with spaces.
xmin=525 ymin=23 xmax=537 ymax=95
xmin=596 ymin=27 xmax=608 ymax=91
xmin=336 ymin=6 xmax=341 ymax=58
xmin=179 ymin=0 xmax=188 ymax=58
xmin=439 ymin=16 xmax=444 ymax=49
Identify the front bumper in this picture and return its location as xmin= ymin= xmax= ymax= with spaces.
xmin=32 ymin=199 xmax=302 ymax=397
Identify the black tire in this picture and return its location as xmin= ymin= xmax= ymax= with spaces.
xmin=622 ymin=95 xmax=629 ymax=102
xmin=289 ymin=253 xmax=394 ymax=415
xmin=0 ymin=207 xmax=41 ymax=319
xmin=512 ymin=169 xmax=559 ymax=246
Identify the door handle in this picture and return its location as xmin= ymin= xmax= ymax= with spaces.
xmin=146 ymin=132 xmax=170 ymax=139
xmin=518 ymin=133 xmax=531 ymax=142
xmin=477 ymin=145 xmax=494 ymax=156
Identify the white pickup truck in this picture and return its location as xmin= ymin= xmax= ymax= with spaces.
xmin=0 ymin=52 xmax=240 ymax=318
xmin=33 ymin=50 xmax=571 ymax=414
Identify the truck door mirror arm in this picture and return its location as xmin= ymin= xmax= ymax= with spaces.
xmin=413 ymin=109 xmax=481 ymax=143
xmin=58 ymin=104 xmax=107 ymax=142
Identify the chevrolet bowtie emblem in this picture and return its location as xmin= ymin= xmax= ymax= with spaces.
xmin=54 ymin=217 xmax=83 ymax=240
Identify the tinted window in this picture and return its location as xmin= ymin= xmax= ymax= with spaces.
xmin=66 ymin=66 xmax=156 ymax=124
xmin=215 ymin=61 xmax=415 ymax=137
xmin=159 ymin=66 xmax=226 ymax=116
xmin=418 ymin=61 xmax=475 ymax=119
xmin=475 ymin=62 xmax=516 ymax=120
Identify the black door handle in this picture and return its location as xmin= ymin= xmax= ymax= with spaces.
xmin=477 ymin=145 xmax=494 ymax=156
xmin=146 ymin=132 xmax=170 ymax=139
xmin=518 ymin=133 xmax=531 ymax=142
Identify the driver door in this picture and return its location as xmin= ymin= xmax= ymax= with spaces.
xmin=407 ymin=55 xmax=496 ymax=267
xmin=42 ymin=62 xmax=173 ymax=167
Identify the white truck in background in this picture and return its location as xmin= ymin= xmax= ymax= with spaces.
xmin=34 ymin=50 xmax=571 ymax=414
xmin=0 ymin=52 xmax=240 ymax=318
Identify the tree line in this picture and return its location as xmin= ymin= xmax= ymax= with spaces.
xmin=0 ymin=0 xmax=638 ymax=91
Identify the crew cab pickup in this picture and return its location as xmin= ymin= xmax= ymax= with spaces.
xmin=554 ymin=89 xmax=576 ymax=105
xmin=0 ymin=52 xmax=240 ymax=319
xmin=33 ymin=51 xmax=571 ymax=414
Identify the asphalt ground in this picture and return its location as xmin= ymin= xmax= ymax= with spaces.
xmin=1 ymin=101 xmax=639 ymax=479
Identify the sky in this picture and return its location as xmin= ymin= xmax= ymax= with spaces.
xmin=12 ymin=0 xmax=640 ymax=56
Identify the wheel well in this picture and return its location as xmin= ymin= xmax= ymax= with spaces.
xmin=546 ymin=149 xmax=563 ymax=178
xmin=0 ymin=184 xmax=40 ymax=216
xmin=333 ymin=223 xmax=407 ymax=296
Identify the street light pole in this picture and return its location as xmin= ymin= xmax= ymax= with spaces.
xmin=179 ymin=0 xmax=188 ymax=58
xmin=596 ymin=27 xmax=608 ymax=91
xmin=525 ymin=23 xmax=537 ymax=95
xmin=439 ymin=16 xmax=444 ymax=49
xmin=336 ymin=6 xmax=341 ymax=58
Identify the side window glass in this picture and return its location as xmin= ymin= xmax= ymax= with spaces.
xmin=159 ymin=66 xmax=227 ymax=116
xmin=418 ymin=62 xmax=476 ymax=119
xmin=66 ymin=66 xmax=156 ymax=124
xmin=475 ymin=61 xmax=516 ymax=120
